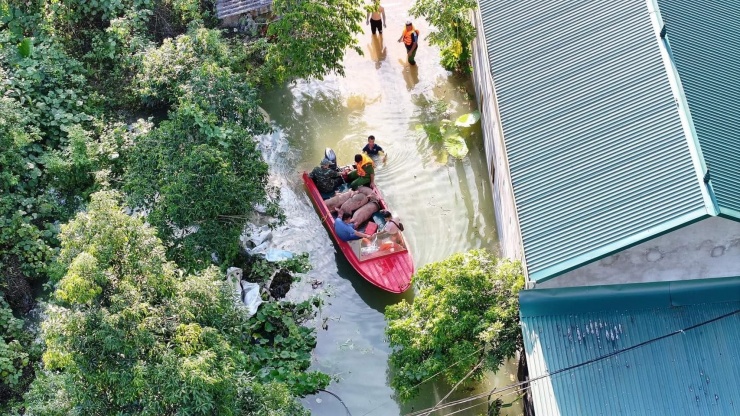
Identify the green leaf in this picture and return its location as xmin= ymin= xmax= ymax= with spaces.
xmin=454 ymin=111 xmax=480 ymax=127
xmin=18 ymin=37 xmax=33 ymax=58
xmin=443 ymin=135 xmax=469 ymax=159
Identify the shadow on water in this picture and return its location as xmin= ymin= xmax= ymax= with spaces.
xmin=332 ymin=250 xmax=414 ymax=314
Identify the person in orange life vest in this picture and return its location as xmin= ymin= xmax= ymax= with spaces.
xmin=398 ymin=21 xmax=419 ymax=65
xmin=346 ymin=153 xmax=375 ymax=190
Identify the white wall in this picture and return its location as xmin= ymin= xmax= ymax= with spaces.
xmin=470 ymin=8 xmax=524 ymax=267
xmin=539 ymin=216 xmax=740 ymax=288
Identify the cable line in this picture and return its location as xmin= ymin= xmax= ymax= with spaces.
xmin=402 ymin=308 xmax=740 ymax=415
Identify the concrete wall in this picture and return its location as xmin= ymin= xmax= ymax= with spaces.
xmin=539 ymin=216 xmax=740 ymax=288
xmin=470 ymin=8 xmax=524 ymax=268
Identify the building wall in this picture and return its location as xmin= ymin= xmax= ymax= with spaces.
xmin=539 ymin=216 xmax=740 ymax=288
xmin=470 ymin=8 xmax=524 ymax=266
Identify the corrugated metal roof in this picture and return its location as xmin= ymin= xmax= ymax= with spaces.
xmin=520 ymin=277 xmax=740 ymax=415
xmin=655 ymin=0 xmax=740 ymax=219
xmin=477 ymin=0 xmax=708 ymax=282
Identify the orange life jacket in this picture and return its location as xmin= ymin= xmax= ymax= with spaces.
xmin=402 ymin=27 xmax=419 ymax=46
xmin=356 ymin=153 xmax=374 ymax=177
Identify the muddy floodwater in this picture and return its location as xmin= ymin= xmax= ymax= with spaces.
xmin=256 ymin=1 xmax=523 ymax=415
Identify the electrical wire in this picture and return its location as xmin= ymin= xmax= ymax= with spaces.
xmin=318 ymin=389 xmax=352 ymax=416
xmin=422 ymin=360 xmax=483 ymax=416
xmin=401 ymin=308 xmax=740 ymax=416
xmin=359 ymin=347 xmax=484 ymax=416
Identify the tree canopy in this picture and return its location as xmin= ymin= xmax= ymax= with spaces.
xmin=0 ymin=0 xmax=365 ymax=411
xmin=26 ymin=191 xmax=326 ymax=415
xmin=385 ymin=250 xmax=524 ymax=401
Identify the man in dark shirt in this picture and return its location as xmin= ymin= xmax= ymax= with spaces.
xmin=362 ymin=135 xmax=387 ymax=162
xmin=309 ymin=158 xmax=341 ymax=199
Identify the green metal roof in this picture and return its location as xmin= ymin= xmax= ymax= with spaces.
xmin=477 ymin=0 xmax=710 ymax=282
xmin=520 ymin=277 xmax=740 ymax=415
xmin=656 ymin=0 xmax=740 ymax=220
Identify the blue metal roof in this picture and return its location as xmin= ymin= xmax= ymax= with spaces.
xmin=655 ymin=0 xmax=740 ymax=220
xmin=477 ymin=0 xmax=709 ymax=282
xmin=520 ymin=277 xmax=740 ymax=415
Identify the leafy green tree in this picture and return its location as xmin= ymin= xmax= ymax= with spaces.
xmin=385 ymin=250 xmax=524 ymax=401
xmin=124 ymin=101 xmax=270 ymax=268
xmin=25 ymin=191 xmax=324 ymax=415
xmin=409 ymin=0 xmax=477 ymax=73
xmin=266 ymin=0 xmax=364 ymax=83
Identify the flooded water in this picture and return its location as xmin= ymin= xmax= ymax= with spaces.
xmin=256 ymin=1 xmax=523 ymax=415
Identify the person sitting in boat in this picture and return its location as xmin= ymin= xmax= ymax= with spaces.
xmin=380 ymin=210 xmax=404 ymax=245
xmin=309 ymin=158 xmax=341 ymax=199
xmin=335 ymin=212 xmax=374 ymax=242
xmin=346 ymin=153 xmax=375 ymax=190
xmin=363 ymin=135 xmax=387 ymax=163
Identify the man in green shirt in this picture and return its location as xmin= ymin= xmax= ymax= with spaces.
xmin=346 ymin=153 xmax=374 ymax=190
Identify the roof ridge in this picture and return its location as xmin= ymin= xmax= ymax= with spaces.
xmin=646 ymin=0 xmax=720 ymax=216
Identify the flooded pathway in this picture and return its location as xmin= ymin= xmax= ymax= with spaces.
xmin=256 ymin=1 xmax=522 ymax=414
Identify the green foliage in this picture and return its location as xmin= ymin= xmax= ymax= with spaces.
xmin=409 ymin=0 xmax=477 ymax=73
xmin=415 ymin=99 xmax=477 ymax=161
xmin=135 ymin=27 xmax=234 ymax=108
xmin=0 ymin=95 xmax=57 ymax=279
xmin=267 ymin=0 xmax=364 ymax=83
xmin=0 ymin=294 xmax=40 ymax=411
xmin=0 ymin=34 xmax=94 ymax=145
xmin=385 ymin=250 xmax=524 ymax=401
xmin=2 ymin=0 xmax=361 ymax=410
xmin=0 ymin=297 xmax=29 ymax=388
xmin=27 ymin=191 xmax=323 ymax=414
xmin=124 ymin=102 xmax=270 ymax=268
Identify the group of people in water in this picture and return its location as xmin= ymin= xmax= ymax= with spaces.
xmin=366 ymin=1 xmax=419 ymax=65
xmin=308 ymin=135 xmax=403 ymax=245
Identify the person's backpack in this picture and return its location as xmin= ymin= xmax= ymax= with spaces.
xmin=390 ymin=220 xmax=405 ymax=232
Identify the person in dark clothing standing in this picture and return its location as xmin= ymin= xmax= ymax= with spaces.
xmin=362 ymin=135 xmax=387 ymax=162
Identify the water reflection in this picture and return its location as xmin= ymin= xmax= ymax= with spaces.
xmin=402 ymin=63 xmax=420 ymax=90
xmin=256 ymin=0 xmax=517 ymax=414
xmin=368 ymin=35 xmax=387 ymax=69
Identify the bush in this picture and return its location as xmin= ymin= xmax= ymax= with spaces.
xmin=385 ymin=250 xmax=524 ymax=400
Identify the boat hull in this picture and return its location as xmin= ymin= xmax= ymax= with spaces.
xmin=302 ymin=172 xmax=413 ymax=293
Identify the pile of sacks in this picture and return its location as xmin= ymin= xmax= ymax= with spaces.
xmin=325 ymin=186 xmax=379 ymax=226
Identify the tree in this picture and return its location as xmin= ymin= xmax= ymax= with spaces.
xmin=127 ymin=28 xmax=274 ymax=268
xmin=385 ymin=250 xmax=524 ymax=401
xmin=25 ymin=191 xmax=325 ymax=415
xmin=266 ymin=0 xmax=364 ymax=83
xmin=409 ymin=0 xmax=477 ymax=73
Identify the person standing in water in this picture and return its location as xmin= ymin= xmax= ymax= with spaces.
xmin=366 ymin=0 xmax=386 ymax=35
xmin=363 ymin=135 xmax=387 ymax=163
xmin=398 ymin=21 xmax=419 ymax=65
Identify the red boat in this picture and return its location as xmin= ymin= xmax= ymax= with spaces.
xmin=302 ymin=172 xmax=413 ymax=293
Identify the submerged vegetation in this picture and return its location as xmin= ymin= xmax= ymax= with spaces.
xmin=0 ymin=0 xmax=363 ymax=412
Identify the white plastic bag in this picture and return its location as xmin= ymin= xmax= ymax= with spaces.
xmin=240 ymin=281 xmax=263 ymax=317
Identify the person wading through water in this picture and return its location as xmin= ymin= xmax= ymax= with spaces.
xmin=366 ymin=0 xmax=386 ymax=35
xmin=398 ymin=20 xmax=419 ymax=65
